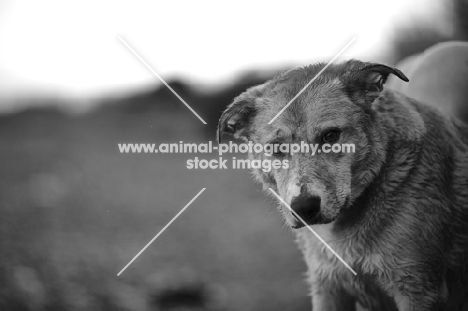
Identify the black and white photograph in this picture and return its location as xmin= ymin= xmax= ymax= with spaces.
xmin=1 ymin=1 xmax=468 ymax=310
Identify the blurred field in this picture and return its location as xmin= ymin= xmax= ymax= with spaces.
xmin=0 ymin=101 xmax=309 ymax=310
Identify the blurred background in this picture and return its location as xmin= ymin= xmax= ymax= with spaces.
xmin=0 ymin=1 xmax=467 ymax=310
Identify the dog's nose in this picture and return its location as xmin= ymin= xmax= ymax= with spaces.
xmin=290 ymin=195 xmax=321 ymax=223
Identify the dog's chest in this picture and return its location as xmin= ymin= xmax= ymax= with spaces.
xmin=295 ymin=225 xmax=399 ymax=308
xmin=295 ymin=224 xmax=392 ymax=287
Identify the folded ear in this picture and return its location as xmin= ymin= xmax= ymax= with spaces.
xmin=343 ymin=62 xmax=409 ymax=104
xmin=217 ymin=98 xmax=257 ymax=143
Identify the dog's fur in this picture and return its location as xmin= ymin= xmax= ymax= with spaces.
xmin=218 ymin=60 xmax=468 ymax=311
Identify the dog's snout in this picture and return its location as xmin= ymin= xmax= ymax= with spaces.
xmin=290 ymin=195 xmax=321 ymax=224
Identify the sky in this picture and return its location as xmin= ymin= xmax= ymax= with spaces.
xmin=0 ymin=0 xmax=443 ymax=104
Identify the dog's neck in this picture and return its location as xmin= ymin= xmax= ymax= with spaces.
xmin=336 ymin=91 xmax=426 ymax=236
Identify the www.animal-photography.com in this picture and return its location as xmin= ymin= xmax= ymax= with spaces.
xmin=1 ymin=1 xmax=468 ymax=310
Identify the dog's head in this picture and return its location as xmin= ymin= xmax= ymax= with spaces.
xmin=218 ymin=60 xmax=408 ymax=228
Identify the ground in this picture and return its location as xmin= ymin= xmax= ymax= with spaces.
xmin=0 ymin=106 xmax=309 ymax=311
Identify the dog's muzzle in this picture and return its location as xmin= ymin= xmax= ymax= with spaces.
xmin=290 ymin=195 xmax=321 ymax=228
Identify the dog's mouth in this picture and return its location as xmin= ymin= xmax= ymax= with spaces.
xmin=290 ymin=209 xmax=343 ymax=229
xmin=290 ymin=212 xmax=327 ymax=229
xmin=291 ymin=221 xmax=305 ymax=229
xmin=288 ymin=197 xmax=351 ymax=229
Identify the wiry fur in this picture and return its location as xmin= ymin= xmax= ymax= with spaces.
xmin=218 ymin=60 xmax=468 ymax=310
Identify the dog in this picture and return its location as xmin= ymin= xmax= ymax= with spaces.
xmin=217 ymin=59 xmax=468 ymax=310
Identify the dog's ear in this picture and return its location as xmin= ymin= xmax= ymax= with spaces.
xmin=343 ymin=62 xmax=409 ymax=104
xmin=217 ymin=98 xmax=257 ymax=143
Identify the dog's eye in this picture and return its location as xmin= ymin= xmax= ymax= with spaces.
xmin=272 ymin=143 xmax=285 ymax=157
xmin=322 ymin=130 xmax=340 ymax=144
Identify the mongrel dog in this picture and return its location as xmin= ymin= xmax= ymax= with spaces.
xmin=217 ymin=60 xmax=468 ymax=311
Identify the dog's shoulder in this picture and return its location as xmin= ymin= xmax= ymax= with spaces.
xmin=373 ymin=90 xmax=427 ymax=142
xmin=374 ymin=89 xmax=468 ymax=145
